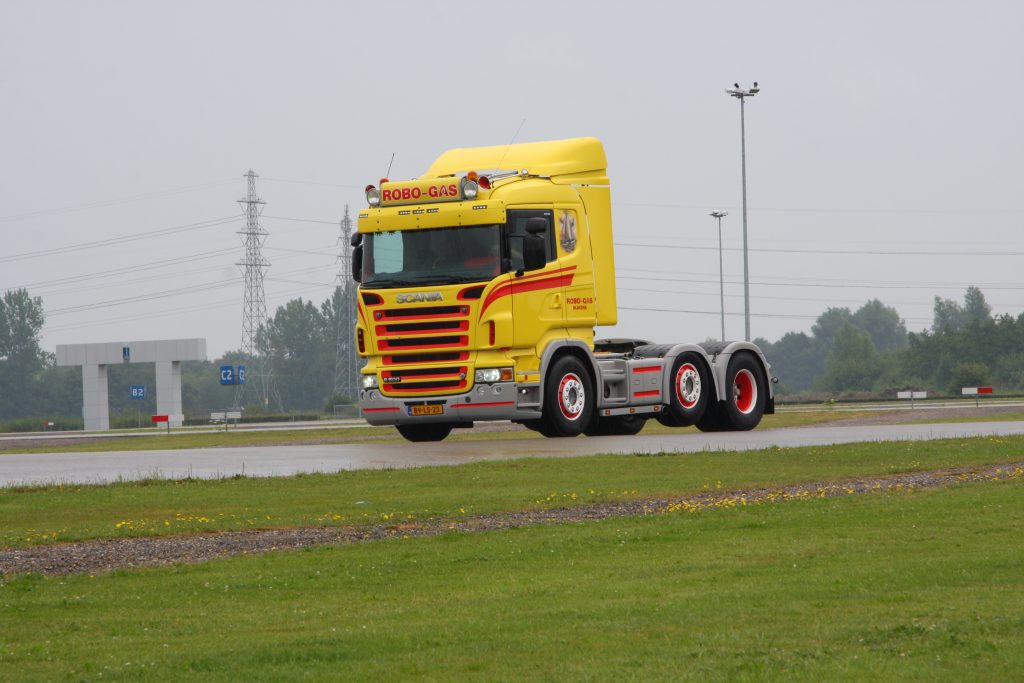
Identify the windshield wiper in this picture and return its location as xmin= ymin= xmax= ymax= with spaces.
xmin=363 ymin=277 xmax=418 ymax=288
xmin=405 ymin=274 xmax=458 ymax=285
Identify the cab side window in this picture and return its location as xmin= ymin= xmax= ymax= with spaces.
xmin=506 ymin=210 xmax=556 ymax=272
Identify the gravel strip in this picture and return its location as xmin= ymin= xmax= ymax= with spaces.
xmin=2 ymin=461 xmax=1021 ymax=577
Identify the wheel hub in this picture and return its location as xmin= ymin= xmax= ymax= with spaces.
xmin=676 ymin=363 xmax=701 ymax=409
xmin=558 ymin=373 xmax=586 ymax=420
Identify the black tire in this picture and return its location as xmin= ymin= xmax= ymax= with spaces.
xmin=584 ymin=414 xmax=647 ymax=436
xmin=695 ymin=400 xmax=729 ymax=432
xmin=721 ymin=353 xmax=767 ymax=431
xmin=396 ymin=423 xmax=453 ymax=442
xmin=540 ymin=356 xmax=593 ymax=437
xmin=517 ymin=419 xmax=543 ymax=433
xmin=656 ymin=352 xmax=710 ymax=428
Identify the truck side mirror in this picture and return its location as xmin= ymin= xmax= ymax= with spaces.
xmin=351 ymin=233 xmax=363 ymax=282
xmin=525 ymin=217 xmax=548 ymax=235
xmin=351 ymin=245 xmax=363 ymax=283
xmin=522 ymin=234 xmax=546 ymax=272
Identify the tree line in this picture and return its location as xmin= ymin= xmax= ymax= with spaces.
xmin=1 ymin=285 xmax=1021 ymax=425
xmin=755 ymin=286 xmax=1023 ymax=396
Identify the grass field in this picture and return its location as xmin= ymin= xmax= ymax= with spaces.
xmin=4 ymin=433 xmax=1024 ymax=680
xmin=3 ymin=435 xmax=1024 ymax=548
xmin=1 ymin=476 xmax=1022 ymax=681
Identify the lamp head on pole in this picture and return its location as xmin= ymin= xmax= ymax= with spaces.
xmin=709 ymin=211 xmax=728 ymax=219
xmin=726 ymin=82 xmax=760 ymax=99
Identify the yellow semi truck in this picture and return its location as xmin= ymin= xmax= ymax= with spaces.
xmin=352 ymin=138 xmax=774 ymax=442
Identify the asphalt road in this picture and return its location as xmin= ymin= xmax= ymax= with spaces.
xmin=3 ymin=420 xmax=1024 ymax=487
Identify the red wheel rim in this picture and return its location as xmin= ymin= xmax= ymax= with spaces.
xmin=558 ymin=373 xmax=585 ymax=420
xmin=675 ymin=363 xmax=701 ymax=409
xmin=733 ymin=369 xmax=757 ymax=415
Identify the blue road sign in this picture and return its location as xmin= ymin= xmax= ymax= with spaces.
xmin=237 ymin=365 xmax=246 ymax=385
xmin=130 ymin=385 xmax=146 ymax=399
xmin=219 ymin=365 xmax=235 ymax=385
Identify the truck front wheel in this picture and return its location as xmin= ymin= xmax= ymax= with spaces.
xmin=396 ymin=423 xmax=453 ymax=442
xmin=540 ymin=356 xmax=593 ymax=437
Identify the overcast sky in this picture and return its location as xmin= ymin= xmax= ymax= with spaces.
xmin=2 ymin=1 xmax=1022 ymax=360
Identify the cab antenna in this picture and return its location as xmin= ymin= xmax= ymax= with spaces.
xmin=496 ymin=118 xmax=526 ymax=170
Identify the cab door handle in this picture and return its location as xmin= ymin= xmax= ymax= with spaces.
xmin=552 ymin=293 xmax=562 ymax=309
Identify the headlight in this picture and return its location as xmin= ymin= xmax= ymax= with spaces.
xmin=462 ymin=180 xmax=479 ymax=200
xmin=361 ymin=374 xmax=378 ymax=389
xmin=475 ymin=367 xmax=513 ymax=383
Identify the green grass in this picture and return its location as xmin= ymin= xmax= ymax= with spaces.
xmin=2 ymin=477 xmax=1022 ymax=681
xmin=3 ymin=435 xmax=1023 ymax=548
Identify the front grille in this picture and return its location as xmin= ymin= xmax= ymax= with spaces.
xmin=372 ymin=302 xmax=473 ymax=396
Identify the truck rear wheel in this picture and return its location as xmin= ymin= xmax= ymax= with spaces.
xmin=721 ymin=353 xmax=767 ymax=431
xmin=540 ymin=356 xmax=593 ymax=437
xmin=396 ymin=423 xmax=453 ymax=442
xmin=656 ymin=352 xmax=709 ymax=428
xmin=695 ymin=400 xmax=729 ymax=432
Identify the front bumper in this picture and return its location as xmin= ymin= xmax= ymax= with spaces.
xmin=360 ymin=381 xmax=542 ymax=425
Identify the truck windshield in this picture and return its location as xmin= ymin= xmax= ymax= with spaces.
xmin=362 ymin=224 xmax=502 ymax=288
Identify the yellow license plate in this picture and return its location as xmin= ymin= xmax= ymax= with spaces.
xmin=410 ymin=404 xmax=443 ymax=416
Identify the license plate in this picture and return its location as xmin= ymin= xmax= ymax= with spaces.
xmin=410 ymin=404 xmax=443 ymax=416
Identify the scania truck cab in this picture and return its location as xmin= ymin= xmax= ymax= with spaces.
xmin=352 ymin=138 xmax=774 ymax=442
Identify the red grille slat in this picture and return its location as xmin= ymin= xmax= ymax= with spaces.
xmin=375 ymin=320 xmax=469 ymax=337
xmin=386 ymin=380 xmax=468 ymax=393
xmin=382 ymin=352 xmax=468 ymax=365
xmin=379 ymin=335 xmax=468 ymax=351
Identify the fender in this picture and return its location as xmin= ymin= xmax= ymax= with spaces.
xmin=698 ymin=341 xmax=776 ymax=414
xmin=537 ymin=339 xmax=599 ymax=412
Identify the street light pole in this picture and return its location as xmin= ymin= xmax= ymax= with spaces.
xmin=725 ymin=82 xmax=759 ymax=340
xmin=709 ymin=211 xmax=728 ymax=342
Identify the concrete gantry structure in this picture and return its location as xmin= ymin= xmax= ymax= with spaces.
xmin=56 ymin=339 xmax=207 ymax=430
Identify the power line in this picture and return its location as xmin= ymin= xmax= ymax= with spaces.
xmin=5 ymin=247 xmax=239 ymax=292
xmin=45 ymin=277 xmax=242 ymax=316
xmin=0 ymin=179 xmax=238 ymax=222
xmin=0 ymin=216 xmax=238 ymax=264
xmin=260 ymin=177 xmax=364 ymax=190
xmin=262 ymin=215 xmax=341 ymax=226
xmin=616 ymin=241 xmax=1024 ymax=257
xmin=618 ymin=304 xmax=933 ymax=325
xmin=615 ymin=201 xmax=1024 ymax=215
xmin=617 ymin=273 xmax=1024 ymax=292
